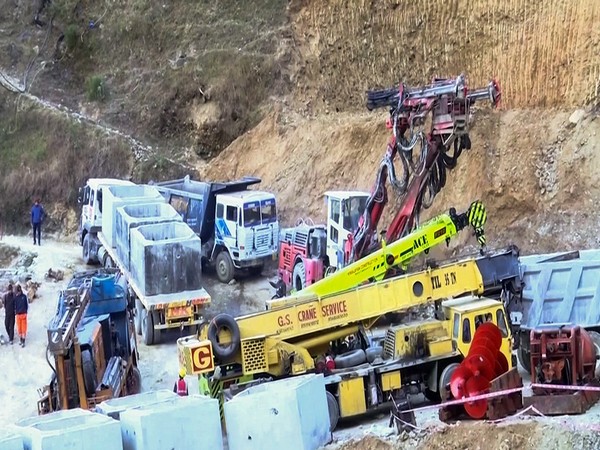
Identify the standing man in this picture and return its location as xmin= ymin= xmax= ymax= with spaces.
xmin=2 ymin=284 xmax=15 ymax=345
xmin=173 ymin=368 xmax=189 ymax=396
xmin=14 ymin=285 xmax=28 ymax=347
xmin=31 ymin=198 xmax=45 ymax=246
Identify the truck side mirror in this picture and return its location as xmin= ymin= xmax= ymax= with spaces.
xmin=77 ymin=187 xmax=84 ymax=204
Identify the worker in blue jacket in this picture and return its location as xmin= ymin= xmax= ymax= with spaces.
xmin=31 ymin=198 xmax=46 ymax=246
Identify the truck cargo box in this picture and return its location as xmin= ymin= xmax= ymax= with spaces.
xmin=115 ymin=202 xmax=182 ymax=271
xmin=102 ymin=185 xmax=165 ymax=249
xmin=130 ymin=222 xmax=202 ymax=297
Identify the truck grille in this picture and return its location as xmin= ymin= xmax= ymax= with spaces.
xmin=241 ymin=338 xmax=268 ymax=374
xmin=255 ymin=233 xmax=269 ymax=248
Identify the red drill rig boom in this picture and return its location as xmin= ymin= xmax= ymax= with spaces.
xmin=349 ymin=74 xmax=501 ymax=263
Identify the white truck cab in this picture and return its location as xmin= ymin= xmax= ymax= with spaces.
xmin=325 ymin=191 xmax=371 ymax=269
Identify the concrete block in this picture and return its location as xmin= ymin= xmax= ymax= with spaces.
xmin=119 ymin=395 xmax=222 ymax=450
xmin=115 ymin=202 xmax=183 ymax=271
xmin=130 ymin=222 xmax=202 ymax=296
xmin=11 ymin=408 xmax=122 ymax=450
xmin=0 ymin=429 xmax=24 ymax=450
xmin=102 ymin=185 xmax=165 ymax=249
xmin=96 ymin=389 xmax=178 ymax=420
xmin=224 ymin=374 xmax=330 ymax=450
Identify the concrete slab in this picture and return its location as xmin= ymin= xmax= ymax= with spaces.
xmin=96 ymin=389 xmax=178 ymax=420
xmin=102 ymin=184 xmax=165 ymax=248
xmin=224 ymin=374 xmax=331 ymax=450
xmin=119 ymin=395 xmax=222 ymax=450
xmin=11 ymin=408 xmax=122 ymax=450
xmin=0 ymin=428 xmax=24 ymax=450
xmin=130 ymin=222 xmax=202 ymax=296
xmin=115 ymin=202 xmax=182 ymax=271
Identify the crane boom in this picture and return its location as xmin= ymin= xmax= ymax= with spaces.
xmin=267 ymin=201 xmax=486 ymax=309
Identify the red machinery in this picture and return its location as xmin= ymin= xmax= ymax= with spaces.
xmin=523 ymin=326 xmax=600 ymax=415
xmin=350 ymin=74 xmax=501 ymax=262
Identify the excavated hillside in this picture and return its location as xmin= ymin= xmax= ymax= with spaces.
xmin=0 ymin=0 xmax=599 ymax=254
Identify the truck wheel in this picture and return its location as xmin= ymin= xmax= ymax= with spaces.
xmin=208 ymin=314 xmax=240 ymax=359
xmin=81 ymin=349 xmax=97 ymax=397
xmin=127 ymin=367 xmax=142 ymax=395
xmin=134 ymin=299 xmax=143 ymax=336
xmin=517 ymin=346 xmax=531 ymax=373
xmin=292 ymin=261 xmax=306 ymax=292
xmin=326 ymin=391 xmax=340 ymax=431
xmin=216 ymin=251 xmax=234 ymax=284
xmin=248 ymin=264 xmax=264 ymax=277
xmin=587 ymin=331 xmax=600 ymax=378
xmin=82 ymin=234 xmax=93 ymax=265
xmin=439 ymin=362 xmax=460 ymax=401
xmin=334 ymin=349 xmax=367 ymax=369
xmin=142 ymin=308 xmax=155 ymax=346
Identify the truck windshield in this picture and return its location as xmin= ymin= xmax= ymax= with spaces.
xmin=342 ymin=197 xmax=367 ymax=231
xmin=261 ymin=199 xmax=277 ymax=224
xmin=243 ymin=203 xmax=261 ymax=227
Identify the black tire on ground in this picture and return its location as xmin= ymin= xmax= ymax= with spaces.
xmin=587 ymin=330 xmax=600 ymax=379
xmin=248 ymin=264 xmax=264 ymax=277
xmin=326 ymin=391 xmax=340 ymax=432
xmin=439 ymin=362 xmax=460 ymax=402
xmin=334 ymin=349 xmax=367 ymax=369
xmin=82 ymin=234 xmax=93 ymax=265
xmin=208 ymin=314 xmax=241 ymax=359
xmin=134 ymin=299 xmax=143 ymax=336
xmin=81 ymin=350 xmax=96 ymax=397
xmin=142 ymin=307 xmax=155 ymax=346
xmin=517 ymin=346 xmax=531 ymax=373
xmin=366 ymin=346 xmax=383 ymax=363
xmin=127 ymin=367 xmax=142 ymax=395
xmin=216 ymin=251 xmax=234 ymax=284
xmin=292 ymin=261 xmax=306 ymax=292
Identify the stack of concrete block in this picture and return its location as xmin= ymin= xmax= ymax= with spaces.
xmin=98 ymin=394 xmax=222 ymax=450
xmin=114 ymin=203 xmax=182 ymax=271
xmin=224 ymin=374 xmax=331 ymax=450
xmin=96 ymin=390 xmax=177 ymax=420
xmin=11 ymin=408 xmax=122 ymax=450
xmin=102 ymin=185 xmax=165 ymax=249
xmin=0 ymin=428 xmax=24 ymax=450
xmin=130 ymin=222 xmax=202 ymax=296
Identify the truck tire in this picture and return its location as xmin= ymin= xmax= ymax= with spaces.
xmin=438 ymin=362 xmax=460 ymax=402
xmin=334 ymin=349 xmax=367 ymax=369
xmin=292 ymin=261 xmax=306 ymax=292
xmin=208 ymin=314 xmax=240 ymax=359
xmin=326 ymin=391 xmax=340 ymax=431
xmin=142 ymin=308 xmax=155 ymax=346
xmin=127 ymin=367 xmax=142 ymax=395
xmin=81 ymin=349 xmax=97 ymax=397
xmin=82 ymin=234 xmax=93 ymax=265
xmin=517 ymin=346 xmax=531 ymax=373
xmin=216 ymin=251 xmax=234 ymax=284
xmin=134 ymin=299 xmax=143 ymax=336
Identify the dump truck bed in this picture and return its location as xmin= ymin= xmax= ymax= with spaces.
xmin=515 ymin=249 xmax=600 ymax=329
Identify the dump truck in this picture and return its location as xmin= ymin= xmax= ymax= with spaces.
xmin=150 ymin=175 xmax=280 ymax=284
xmin=77 ymin=178 xmax=211 ymax=345
xmin=38 ymin=269 xmax=141 ymax=414
xmin=178 ymin=247 xmax=522 ymax=429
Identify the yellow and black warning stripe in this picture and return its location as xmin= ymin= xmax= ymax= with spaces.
xmin=468 ymin=201 xmax=487 ymax=229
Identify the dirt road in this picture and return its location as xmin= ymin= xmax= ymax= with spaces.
xmin=0 ymin=234 xmax=275 ymax=422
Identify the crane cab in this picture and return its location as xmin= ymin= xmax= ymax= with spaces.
xmin=324 ymin=191 xmax=370 ymax=269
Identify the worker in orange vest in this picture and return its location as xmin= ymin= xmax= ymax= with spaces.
xmin=173 ymin=368 xmax=189 ymax=396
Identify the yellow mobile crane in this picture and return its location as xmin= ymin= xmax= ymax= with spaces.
xmin=178 ymin=246 xmax=521 ymax=429
xmin=268 ymin=201 xmax=487 ymax=309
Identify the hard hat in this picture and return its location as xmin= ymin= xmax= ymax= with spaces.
xmin=179 ymin=368 xmax=186 ymax=378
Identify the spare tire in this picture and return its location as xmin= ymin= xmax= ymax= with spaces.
xmin=208 ymin=314 xmax=241 ymax=359
xmin=81 ymin=350 xmax=97 ymax=397
xmin=366 ymin=346 xmax=384 ymax=363
xmin=334 ymin=349 xmax=367 ymax=369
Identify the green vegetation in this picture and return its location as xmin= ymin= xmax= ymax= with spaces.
xmin=86 ymin=75 xmax=107 ymax=101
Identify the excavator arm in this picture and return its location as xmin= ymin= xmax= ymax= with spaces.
xmin=350 ymin=74 xmax=501 ymax=262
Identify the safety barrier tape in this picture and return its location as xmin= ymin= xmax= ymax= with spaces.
xmin=400 ymin=382 xmax=600 ymax=415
